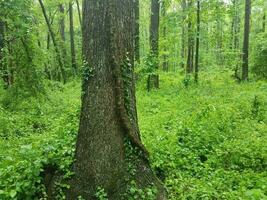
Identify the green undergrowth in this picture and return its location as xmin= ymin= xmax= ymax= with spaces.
xmin=137 ymin=70 xmax=267 ymax=199
xmin=0 ymin=81 xmax=80 ymax=199
xmin=0 ymin=70 xmax=267 ymax=199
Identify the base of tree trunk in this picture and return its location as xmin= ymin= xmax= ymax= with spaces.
xmin=43 ymin=155 xmax=167 ymax=200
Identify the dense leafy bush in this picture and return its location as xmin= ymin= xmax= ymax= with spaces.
xmin=0 ymin=81 xmax=80 ymax=199
xmin=252 ymin=33 xmax=267 ymax=79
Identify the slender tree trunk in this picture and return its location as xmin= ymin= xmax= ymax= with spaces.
xmin=59 ymin=4 xmax=67 ymax=66
xmin=69 ymin=1 xmax=77 ymax=75
xmin=190 ymin=38 xmax=194 ymax=72
xmin=181 ymin=0 xmax=186 ymax=69
xmin=134 ymin=0 xmax=140 ymax=62
xmin=64 ymin=0 xmax=166 ymax=199
xmin=0 ymin=20 xmax=7 ymax=88
xmin=195 ymin=0 xmax=200 ymax=83
xmin=234 ymin=12 xmax=240 ymax=49
xmin=148 ymin=0 xmax=160 ymax=91
xmin=162 ymin=1 xmax=168 ymax=72
xmin=241 ymin=0 xmax=251 ymax=81
xmin=231 ymin=0 xmax=240 ymax=50
xmin=186 ymin=0 xmax=193 ymax=74
xmin=263 ymin=12 xmax=266 ymax=32
xmin=76 ymin=0 xmax=82 ymax=27
xmin=0 ymin=21 xmax=12 ymax=88
xmin=38 ymin=0 xmax=66 ymax=83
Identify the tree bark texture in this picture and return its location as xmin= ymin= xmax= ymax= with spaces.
xmin=148 ymin=0 xmax=160 ymax=90
xmin=65 ymin=0 xmax=166 ymax=199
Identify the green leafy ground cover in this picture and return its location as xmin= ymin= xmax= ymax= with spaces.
xmin=0 ymin=70 xmax=266 ymax=199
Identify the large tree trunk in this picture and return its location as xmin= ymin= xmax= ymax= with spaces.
xmin=69 ymin=1 xmax=77 ymax=75
xmin=38 ymin=0 xmax=67 ymax=83
xmin=65 ymin=0 xmax=166 ymax=199
xmin=241 ymin=0 xmax=251 ymax=81
xmin=134 ymin=0 xmax=140 ymax=63
xmin=195 ymin=0 xmax=200 ymax=83
xmin=148 ymin=0 xmax=160 ymax=91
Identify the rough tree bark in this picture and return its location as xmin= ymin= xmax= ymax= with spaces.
xmin=148 ymin=0 xmax=160 ymax=91
xmin=65 ymin=0 xmax=166 ymax=199
xmin=38 ymin=0 xmax=67 ymax=83
xmin=134 ymin=0 xmax=140 ymax=63
xmin=241 ymin=0 xmax=251 ymax=81
xmin=195 ymin=0 xmax=200 ymax=83
xmin=69 ymin=1 xmax=77 ymax=75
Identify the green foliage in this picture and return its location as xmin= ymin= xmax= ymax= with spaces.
xmin=95 ymin=187 xmax=108 ymax=200
xmin=0 ymin=81 xmax=80 ymax=199
xmin=0 ymin=69 xmax=267 ymax=199
xmin=137 ymin=53 xmax=158 ymax=78
xmin=137 ymin=71 xmax=267 ymax=199
xmin=127 ymin=181 xmax=158 ymax=200
xmin=252 ymin=33 xmax=267 ymax=79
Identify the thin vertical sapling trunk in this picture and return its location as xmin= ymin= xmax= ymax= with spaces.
xmin=241 ymin=0 xmax=251 ymax=81
xmin=69 ymin=1 xmax=77 ymax=75
xmin=38 ymin=0 xmax=67 ymax=83
xmin=195 ymin=0 xmax=200 ymax=83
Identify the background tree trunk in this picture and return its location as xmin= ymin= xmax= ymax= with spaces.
xmin=263 ymin=12 xmax=266 ymax=32
xmin=134 ymin=0 xmax=140 ymax=63
xmin=162 ymin=1 xmax=168 ymax=72
xmin=76 ymin=0 xmax=82 ymax=27
xmin=69 ymin=1 xmax=77 ymax=75
xmin=181 ymin=0 xmax=187 ymax=69
xmin=241 ymin=0 xmax=251 ymax=81
xmin=195 ymin=0 xmax=200 ymax=83
xmin=66 ymin=0 xmax=166 ymax=199
xmin=148 ymin=0 xmax=160 ymax=90
xmin=0 ymin=20 xmax=8 ymax=88
xmin=186 ymin=0 xmax=194 ymax=74
xmin=59 ymin=4 xmax=67 ymax=67
xmin=38 ymin=0 xmax=66 ymax=83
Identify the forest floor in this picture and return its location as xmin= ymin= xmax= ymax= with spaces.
xmin=0 ymin=69 xmax=267 ymax=199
